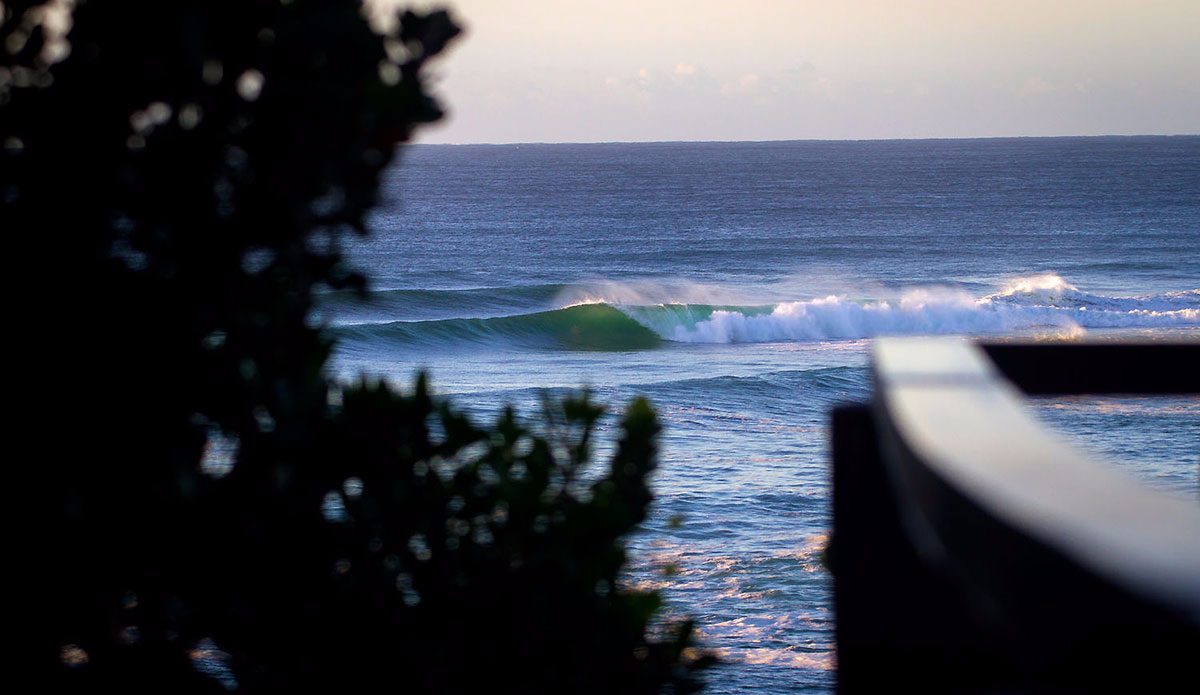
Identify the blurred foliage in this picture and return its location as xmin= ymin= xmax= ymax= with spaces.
xmin=3 ymin=1 xmax=711 ymax=692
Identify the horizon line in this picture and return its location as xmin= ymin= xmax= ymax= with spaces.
xmin=410 ymin=132 xmax=1200 ymax=147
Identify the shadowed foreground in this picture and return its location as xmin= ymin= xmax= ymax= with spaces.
xmin=832 ymin=338 xmax=1200 ymax=694
xmin=3 ymin=2 xmax=711 ymax=691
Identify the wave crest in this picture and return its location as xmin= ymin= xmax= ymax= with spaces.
xmin=624 ymin=276 xmax=1199 ymax=344
xmin=330 ymin=275 xmax=1199 ymax=350
xmin=334 ymin=303 xmax=663 ymax=352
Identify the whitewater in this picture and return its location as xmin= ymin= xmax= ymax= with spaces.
xmin=329 ymin=275 xmax=1198 ymax=351
xmin=329 ymin=137 xmax=1200 ymax=694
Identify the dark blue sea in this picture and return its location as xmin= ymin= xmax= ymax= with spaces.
xmin=325 ymin=136 xmax=1200 ymax=693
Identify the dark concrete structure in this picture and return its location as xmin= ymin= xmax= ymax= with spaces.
xmin=831 ymin=338 xmax=1200 ymax=694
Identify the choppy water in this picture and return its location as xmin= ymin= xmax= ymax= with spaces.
xmin=327 ymin=136 xmax=1200 ymax=694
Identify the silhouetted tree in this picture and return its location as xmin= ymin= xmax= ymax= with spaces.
xmin=3 ymin=1 xmax=712 ymax=692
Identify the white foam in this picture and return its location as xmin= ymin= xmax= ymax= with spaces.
xmin=554 ymin=278 xmax=780 ymax=308
xmin=988 ymin=272 xmax=1081 ymax=300
xmin=636 ymin=275 xmax=1200 ymax=344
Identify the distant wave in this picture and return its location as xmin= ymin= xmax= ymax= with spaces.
xmin=329 ymin=274 xmax=1199 ymax=350
xmin=634 ymin=367 xmax=869 ymax=409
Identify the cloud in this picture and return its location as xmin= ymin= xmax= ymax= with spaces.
xmin=1019 ymin=77 xmax=1055 ymax=96
xmin=784 ymin=62 xmax=816 ymax=75
xmin=809 ymin=75 xmax=841 ymax=99
xmin=722 ymin=73 xmax=760 ymax=97
xmin=675 ymin=62 xmax=697 ymax=76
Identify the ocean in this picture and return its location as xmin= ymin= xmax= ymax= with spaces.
xmin=324 ymin=136 xmax=1200 ymax=693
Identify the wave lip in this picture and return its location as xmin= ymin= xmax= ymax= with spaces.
xmin=315 ymin=283 xmax=571 ymax=325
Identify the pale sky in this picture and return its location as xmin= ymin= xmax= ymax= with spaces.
xmin=375 ymin=0 xmax=1200 ymax=144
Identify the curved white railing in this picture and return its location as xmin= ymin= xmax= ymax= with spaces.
xmin=872 ymin=337 xmax=1200 ymax=624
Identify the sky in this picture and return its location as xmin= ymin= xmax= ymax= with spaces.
xmin=374 ymin=0 xmax=1200 ymax=144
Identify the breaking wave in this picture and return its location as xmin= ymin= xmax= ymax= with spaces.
xmin=329 ymin=275 xmax=1199 ymax=350
xmin=648 ymin=275 xmax=1199 ymax=344
xmin=333 ymin=302 xmax=663 ymax=351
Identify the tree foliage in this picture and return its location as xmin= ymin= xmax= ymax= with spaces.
xmin=3 ymin=1 xmax=711 ymax=691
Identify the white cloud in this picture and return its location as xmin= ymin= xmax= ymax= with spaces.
xmin=721 ymin=73 xmax=760 ymax=97
xmin=809 ymin=75 xmax=842 ymax=99
xmin=1019 ymin=77 xmax=1056 ymax=96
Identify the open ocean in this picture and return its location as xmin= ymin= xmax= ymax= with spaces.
xmin=325 ymin=136 xmax=1200 ymax=693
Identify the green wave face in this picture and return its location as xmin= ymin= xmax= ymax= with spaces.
xmin=523 ymin=303 xmax=664 ymax=350
xmin=336 ymin=303 xmax=664 ymax=352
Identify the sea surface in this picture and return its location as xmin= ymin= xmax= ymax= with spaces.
xmin=325 ymin=136 xmax=1200 ymax=694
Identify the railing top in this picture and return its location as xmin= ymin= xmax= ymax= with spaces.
xmin=872 ymin=337 xmax=1200 ymax=624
